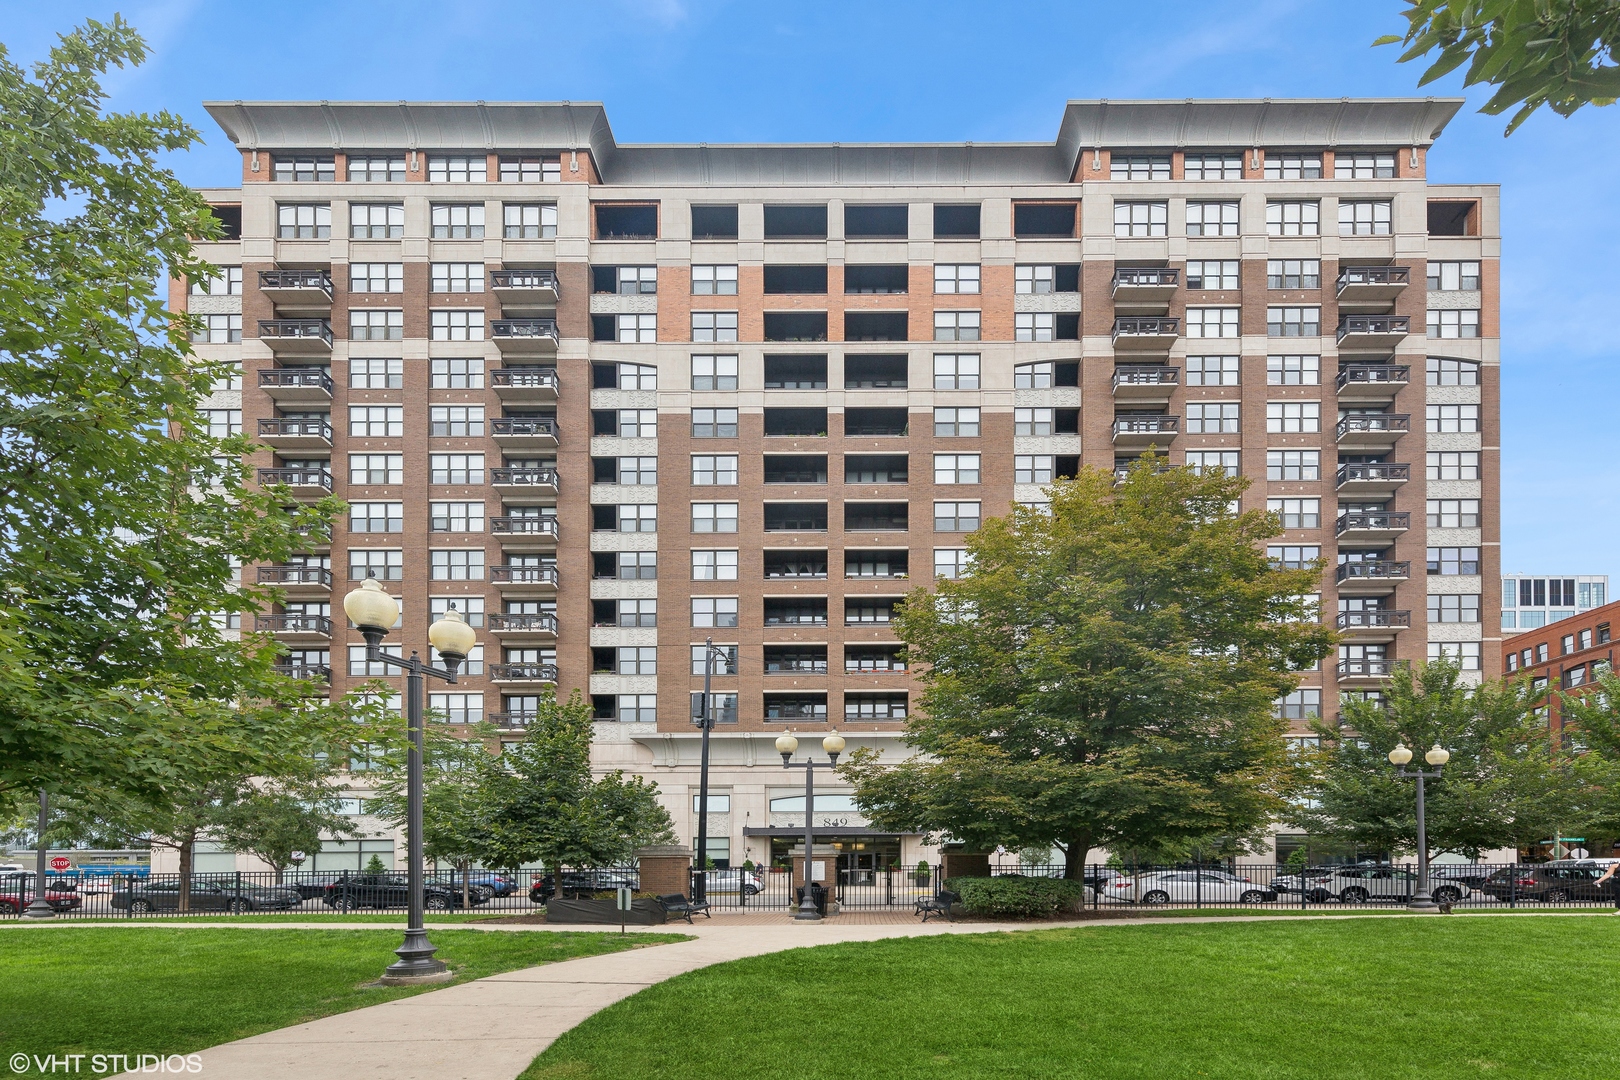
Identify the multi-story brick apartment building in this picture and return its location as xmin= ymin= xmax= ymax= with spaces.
xmin=1504 ymin=597 xmax=1618 ymax=732
xmin=179 ymin=97 xmax=1500 ymax=872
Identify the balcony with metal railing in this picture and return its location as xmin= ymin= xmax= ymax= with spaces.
xmin=272 ymin=662 xmax=332 ymax=684
xmin=258 ymin=366 xmax=334 ymax=403
xmin=1111 ymin=414 xmax=1179 ymax=446
xmin=254 ymin=613 xmax=334 ymax=640
xmin=490 ymin=269 xmax=559 ymax=308
xmin=1336 ymin=314 xmax=1410 ymax=350
xmin=1336 ymin=511 xmax=1411 ymax=545
xmin=487 ymin=612 xmax=559 ymax=639
xmin=1335 ymin=609 xmax=1412 ymax=640
xmin=490 ymin=467 xmax=559 ymax=498
xmin=1112 ymin=364 xmax=1180 ymax=402
xmin=490 ymin=565 xmax=560 ymax=592
xmin=489 ymin=662 xmax=560 ymax=684
xmin=491 ymin=318 xmax=560 ymax=352
xmin=256 ymin=467 xmax=333 ymax=499
xmin=490 ymin=367 xmax=559 ymax=402
xmin=1335 ymin=265 xmax=1410 ymax=304
xmin=490 ymin=516 xmax=560 ymax=550
xmin=1336 ymin=657 xmax=1405 ymax=683
xmin=257 ymin=565 xmax=334 ymax=593
xmin=1335 ymin=462 xmax=1411 ymax=496
xmin=257 ymin=269 xmax=333 ymax=306
xmin=1335 ymin=560 xmax=1412 ymax=595
xmin=1335 ymin=414 xmax=1410 ymax=448
xmin=256 ymin=418 xmax=333 ymax=450
xmin=1111 ymin=267 xmax=1179 ymax=307
xmin=491 ymin=416 xmax=559 ymax=448
xmin=1112 ymin=317 xmax=1179 ymax=351
xmin=1335 ymin=363 xmax=1410 ymax=402
xmin=257 ymin=319 xmax=333 ymax=353
xmin=489 ymin=712 xmax=537 ymax=729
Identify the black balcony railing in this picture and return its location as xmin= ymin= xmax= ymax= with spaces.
xmin=1112 ymin=365 xmax=1180 ymax=388
xmin=1335 ymin=560 xmax=1411 ymax=584
xmin=258 ymin=319 xmax=333 ymax=345
xmin=490 ymin=565 xmax=560 ymax=587
xmin=1336 ymin=658 xmax=1404 ymax=678
xmin=254 ymin=614 xmax=333 ymax=635
xmin=258 ymin=269 xmax=333 ymax=294
xmin=1336 ymin=511 xmax=1411 ymax=534
xmin=1112 ymin=267 xmax=1179 ymax=289
xmin=258 ymin=368 xmax=334 ymax=393
xmin=764 ymin=703 xmax=830 ymax=721
xmin=273 ymin=663 xmax=332 ymax=682
xmin=487 ymin=613 xmax=560 ymax=634
xmin=491 ymin=417 xmax=558 ymax=439
xmin=256 ymin=467 xmax=333 ymax=490
xmin=1335 ymin=463 xmax=1411 ymax=486
xmin=1336 ymin=266 xmax=1411 ymax=289
xmin=1112 ymin=416 xmax=1179 ymax=436
xmin=257 ymin=565 xmax=334 ymax=588
xmin=490 ymin=269 xmax=559 ymax=291
xmin=490 ymin=467 xmax=559 ymax=488
xmin=488 ymin=662 xmax=559 ymax=682
xmin=492 ymin=318 xmax=560 ymax=342
xmin=489 ymin=712 xmax=538 ymax=728
xmin=1336 ymin=315 xmax=1410 ymax=339
xmin=1336 ymin=364 xmax=1410 ymax=390
xmin=490 ymin=368 xmax=559 ymax=391
xmin=257 ymin=418 xmax=333 ymax=442
xmin=1113 ymin=317 xmax=1179 ymax=337
xmin=1336 ymin=610 xmax=1412 ymax=631
xmin=490 ymin=516 xmax=561 ymax=540
xmin=1335 ymin=415 xmax=1411 ymax=438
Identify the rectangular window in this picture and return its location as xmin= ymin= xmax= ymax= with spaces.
xmin=1427 ymin=261 xmax=1482 ymax=291
xmin=607 ymin=409 xmax=656 ymax=438
xmin=1267 ymin=355 xmax=1320 ymax=385
xmin=1428 ymin=594 xmax=1481 ymax=624
xmin=350 ymin=453 xmax=404 ymax=485
xmin=1186 ymin=307 xmax=1239 ymax=338
xmin=1015 ymin=408 xmax=1053 ymax=436
xmin=429 ymin=501 xmax=484 ymax=533
xmin=503 ymin=203 xmax=557 ymax=239
xmin=429 ymin=549 xmax=485 ymax=581
xmin=1015 ymin=455 xmax=1055 ymax=484
xmin=277 ymin=204 xmax=331 ymax=239
xmin=1015 ymin=265 xmax=1055 ymax=294
xmin=1264 ymin=154 xmax=1323 ymax=179
xmin=1185 ymin=260 xmax=1238 ymax=290
xmin=350 ymin=203 xmax=404 ymax=239
xmin=1184 ymin=153 xmax=1242 ymax=179
xmin=1186 ymin=201 xmax=1239 ymax=236
xmin=934 ymin=453 xmax=981 ymax=484
xmin=429 ymin=405 xmax=485 ymax=437
xmin=349 ymin=549 xmax=403 ymax=581
xmin=1184 ymin=451 xmax=1239 ymax=476
xmin=430 ymin=453 xmax=485 ymax=485
xmin=1274 ymin=689 xmax=1322 ymax=719
xmin=1427 ymin=641 xmax=1482 ymax=671
xmin=201 ymin=409 xmax=242 ymax=437
xmin=932 ymin=354 xmax=981 ymax=389
xmin=348 ymin=644 xmax=402 ymax=677
xmin=1426 ymin=404 xmax=1480 ymax=433
xmin=692 ymin=597 xmax=739 ymax=628
xmin=691 ymin=408 xmax=738 ymax=438
xmin=1266 ymin=401 xmax=1320 ymax=432
xmin=691 ymin=355 xmax=739 ymax=391
xmin=1266 ymin=201 xmax=1320 ymax=236
xmin=425 ymin=693 xmax=482 ymax=724
xmin=691 ymin=311 xmax=738 ymax=343
xmin=617 ymin=314 xmax=657 ymax=343
xmin=1014 ymin=313 xmax=1056 ymax=341
xmin=430 ymin=358 xmax=484 ymax=389
xmin=430 ymin=310 xmax=485 ymax=341
xmin=1111 ymin=155 xmax=1169 ymax=180
xmin=692 ymin=265 xmax=739 ymax=295
xmin=1186 ymin=356 xmax=1239 ymax=385
xmin=933 ymin=311 xmax=981 ymax=342
xmin=350 ymin=263 xmax=403 ymax=293
xmin=1186 ymin=402 xmax=1239 ymax=434
xmin=691 ymin=549 xmax=739 ymax=581
xmin=606 ymin=552 xmax=657 ymax=581
xmin=1427 ymin=310 xmax=1481 ymax=339
xmin=934 ymin=548 xmax=972 ymax=578
xmin=499 ymin=157 xmax=560 ymax=182
xmin=1335 ymin=153 xmax=1397 ymax=179
xmin=349 ymin=405 xmax=404 ymax=437
xmin=1267 ymin=498 xmax=1320 ymax=529
xmin=1266 ymin=259 xmax=1321 ymax=289
xmin=934 ymin=264 xmax=981 ymax=294
xmin=691 ymin=502 xmax=738 ymax=533
xmin=428 ymin=156 xmax=487 ymax=183
xmin=1267 ymin=545 xmax=1320 ymax=569
xmin=691 ymin=455 xmax=739 ymax=485
xmin=615 ymin=456 xmax=658 ymax=485
xmin=933 ymin=407 xmax=980 ymax=437
xmin=1338 ymin=200 xmax=1393 ymax=236
xmin=615 ymin=647 xmax=657 ymax=676
xmin=1427 ymin=547 xmax=1481 ymax=575
xmin=430 ymin=204 xmax=485 ymax=238
xmin=615 ymin=504 xmax=658 ymax=533
xmin=1426 ymin=357 xmax=1480 ymax=385
xmin=1267 ymin=450 xmax=1320 ymax=481
xmin=609 ymin=695 xmax=656 ymax=723
xmin=348 ymin=156 xmax=405 ymax=183
xmin=431 ymin=263 xmax=485 ymax=293
xmin=349 ymin=357 xmax=403 ymax=389
xmin=934 ymin=501 xmax=981 ymax=532
xmin=190 ymin=314 xmax=242 ymax=344
xmin=1267 ymin=307 xmax=1321 ymax=337
xmin=350 ymin=310 xmax=404 ymax=341
xmin=1115 ymin=201 xmax=1168 ymax=237
xmin=1427 ymin=499 xmax=1482 ymax=528
xmin=349 ymin=502 xmax=403 ymax=533
xmin=189 ymin=267 xmax=242 ymax=295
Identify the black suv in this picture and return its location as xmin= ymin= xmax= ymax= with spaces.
xmin=529 ymin=870 xmax=639 ymax=903
xmin=322 ymin=872 xmax=488 ymax=911
xmin=1477 ymin=862 xmax=1615 ymax=904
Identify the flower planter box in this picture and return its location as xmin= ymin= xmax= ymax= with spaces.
xmin=543 ymin=896 xmax=667 ymax=925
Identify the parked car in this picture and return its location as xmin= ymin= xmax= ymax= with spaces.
xmin=1083 ymin=867 xmax=1125 ymax=895
xmin=1428 ymin=864 xmax=1498 ymax=890
xmin=1476 ymin=862 xmax=1613 ymax=904
xmin=1105 ymin=870 xmax=1278 ymax=905
xmin=322 ymin=873 xmax=487 ymax=912
xmin=1272 ymin=867 xmax=1338 ymax=901
xmin=1312 ymin=865 xmax=1470 ymax=905
xmin=529 ymin=870 xmax=640 ymax=903
xmin=111 ymin=879 xmax=300 ymax=913
xmin=0 ymin=876 xmax=84 ymax=913
xmin=436 ymin=871 xmax=517 ymax=897
xmin=696 ymin=868 xmax=763 ymax=895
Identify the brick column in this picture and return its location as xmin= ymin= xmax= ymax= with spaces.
xmin=636 ymin=844 xmax=693 ymax=898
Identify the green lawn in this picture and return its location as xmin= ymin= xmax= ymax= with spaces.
xmin=0 ymin=927 xmax=684 ymax=1077
xmin=527 ymin=917 xmax=1620 ymax=1080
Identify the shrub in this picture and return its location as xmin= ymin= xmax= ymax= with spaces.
xmin=947 ymin=876 xmax=1089 ymax=918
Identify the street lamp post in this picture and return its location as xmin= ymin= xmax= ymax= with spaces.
xmin=23 ymin=790 xmax=54 ymax=919
xmin=343 ymin=578 xmax=477 ymax=984
xmin=692 ymin=638 xmax=730 ymax=904
xmin=776 ymin=731 xmax=846 ymax=922
xmin=1388 ymin=742 xmax=1451 ymax=912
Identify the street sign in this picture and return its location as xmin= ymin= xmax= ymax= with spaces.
xmin=49 ymin=856 xmax=71 ymax=872
xmin=616 ymin=885 xmax=633 ymax=910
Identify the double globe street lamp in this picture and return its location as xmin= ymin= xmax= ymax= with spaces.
xmin=343 ymin=577 xmax=477 ymax=984
xmin=1387 ymin=742 xmax=1451 ymax=912
xmin=776 ymin=731 xmax=846 ymax=921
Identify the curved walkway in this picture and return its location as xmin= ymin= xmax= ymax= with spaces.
xmin=44 ymin=908 xmax=1597 ymax=1080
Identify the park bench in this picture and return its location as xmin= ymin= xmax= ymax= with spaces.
xmin=658 ymin=893 xmax=711 ymax=923
xmin=915 ymin=888 xmax=960 ymax=923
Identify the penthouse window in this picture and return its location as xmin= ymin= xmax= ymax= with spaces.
xmin=429 ymin=156 xmax=487 ymax=183
xmin=1013 ymin=202 xmax=1077 ymax=239
xmin=1111 ymin=155 xmax=1169 ymax=180
xmin=499 ymin=156 xmax=560 ymax=182
xmin=933 ymin=203 xmax=981 ymax=239
xmin=1185 ymin=153 xmax=1242 ymax=179
xmin=764 ymin=204 xmax=827 ymax=240
xmin=503 ymin=203 xmax=557 ymax=238
xmin=273 ymin=156 xmax=334 ymax=182
xmin=845 ymin=265 xmax=908 ymax=294
xmin=1339 ymin=200 xmax=1392 ymax=236
xmin=1335 ymin=153 xmax=1396 ymax=179
xmin=1115 ymin=201 xmax=1167 ymax=238
xmin=595 ymin=203 xmax=658 ymax=240
xmin=1264 ymin=153 xmax=1323 ymax=179
xmin=277 ymin=204 xmax=330 ymax=239
xmin=691 ymin=204 xmax=739 ymax=240
xmin=1266 ymin=201 xmax=1320 ymax=236
xmin=348 ymin=155 xmax=405 ymax=182
xmin=431 ymin=204 xmax=484 ymax=238
xmin=763 ymin=265 xmax=827 ymax=294
xmin=844 ymin=204 xmax=908 ymax=239
xmin=351 ymin=203 xmax=403 ymax=239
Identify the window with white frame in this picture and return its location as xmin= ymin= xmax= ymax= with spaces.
xmin=430 ymin=405 xmax=484 ymax=437
xmin=934 ymin=311 xmax=981 ymax=342
xmin=1185 ymin=450 xmax=1240 ymax=476
xmin=1264 ymin=153 xmax=1323 ymax=179
xmin=431 ymin=263 xmax=484 ymax=293
xmin=189 ymin=267 xmax=242 ymax=295
xmin=1267 ymin=497 xmax=1320 ymax=528
xmin=1426 ymin=499 xmax=1481 ymax=528
xmin=1266 ymin=201 xmax=1320 ymax=236
xmin=431 ymin=310 xmax=485 ymax=341
xmin=934 ymin=264 xmax=980 ymax=294
xmin=431 ymin=644 xmax=483 ymax=676
xmin=1015 ymin=265 xmax=1055 ymax=294
xmin=1267 ymin=354 xmax=1320 ymax=385
xmin=277 ymin=203 xmax=330 ymax=238
xmin=691 ymin=355 xmax=738 ymax=391
xmin=934 ymin=548 xmax=972 ymax=578
xmin=1186 ymin=355 xmax=1239 ymax=385
xmin=1427 ymin=310 xmax=1480 ymax=339
xmin=190 ymin=314 xmax=241 ymax=344
xmin=1111 ymin=155 xmax=1169 ymax=179
xmin=430 ymin=358 xmax=484 ymax=389
xmin=691 ymin=455 xmax=739 ymax=485
xmin=350 ymin=310 xmax=404 ymax=340
xmin=1426 ymin=404 xmax=1480 ymax=433
xmin=349 ymin=405 xmax=404 ymax=437
xmin=1335 ymin=152 xmax=1396 ymax=179
xmin=430 ymin=549 xmax=485 ymax=580
xmin=1267 ymin=306 xmax=1321 ymax=337
xmin=429 ymin=501 xmax=485 ymax=532
xmin=1186 ymin=201 xmax=1239 ymax=236
xmin=1427 ymin=451 xmax=1480 ymax=481
xmin=1428 ymin=641 xmax=1482 ymax=670
xmin=1265 ymin=401 xmax=1320 ymax=432
xmin=1338 ymin=200 xmax=1392 ymax=236
xmin=350 ymin=502 xmax=403 ymax=533
xmin=692 ymin=265 xmax=738 ymax=295
xmin=933 ymin=354 xmax=980 ymax=389
xmin=503 ymin=203 xmax=557 ymax=238
xmin=691 ymin=502 xmax=738 ymax=533
xmin=617 ymin=314 xmax=657 ymax=342
xmin=691 ymin=311 xmax=738 ymax=343
xmin=691 ymin=408 xmax=738 ymax=438
xmin=934 ymin=407 xmax=979 ymax=437
xmin=1185 ymin=260 xmax=1238 ymax=289
xmin=350 ymin=453 xmax=403 ymax=485
xmin=692 ymin=596 xmax=739 ymax=628
xmin=689 ymin=646 xmax=738 ymax=678
xmin=428 ymin=693 xmax=483 ymax=724
xmin=1186 ymin=307 xmax=1239 ymax=338
xmin=1015 ymin=407 xmax=1053 ymax=436
xmin=1115 ymin=201 xmax=1168 ymax=237
xmin=430 ymin=204 xmax=485 ymax=238
xmin=1186 ymin=402 xmax=1239 ymax=433
xmin=1014 ymin=312 xmax=1059 ymax=341
xmin=692 ymin=549 xmax=739 ymax=580
xmin=349 ymin=357 xmax=402 ymax=389
xmin=1184 ymin=153 xmax=1242 ymax=179
xmin=350 ymin=263 xmax=403 ymax=293
xmin=1266 ymin=259 xmax=1320 ymax=289
xmin=430 ymin=453 xmax=484 ymax=484
xmin=349 ymin=549 xmax=403 ymax=581
xmin=934 ymin=453 xmax=981 ymax=484
xmin=428 ymin=155 xmax=487 ymax=182
xmin=934 ymin=501 xmax=981 ymax=531
xmin=1428 ymin=594 xmax=1481 ymax=623
xmin=617 ymin=504 xmax=658 ymax=532
xmin=351 ymin=203 xmax=403 ymax=238
xmin=1427 ymin=261 xmax=1481 ymax=291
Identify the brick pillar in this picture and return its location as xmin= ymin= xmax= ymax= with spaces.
xmin=636 ymin=844 xmax=693 ymax=898
xmin=789 ymin=843 xmax=841 ymax=915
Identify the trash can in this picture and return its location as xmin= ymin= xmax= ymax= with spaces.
xmin=794 ymin=883 xmax=829 ymax=916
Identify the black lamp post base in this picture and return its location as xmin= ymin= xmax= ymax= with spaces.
xmin=1405 ymin=893 xmax=1440 ymax=913
xmin=21 ymin=901 xmax=55 ymax=920
xmin=381 ymin=932 xmax=452 ymax=984
xmin=793 ymin=904 xmax=822 ymax=922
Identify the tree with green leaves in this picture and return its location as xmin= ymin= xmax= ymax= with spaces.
xmin=1553 ymin=670 xmax=1620 ymax=846
xmin=0 ymin=17 xmax=345 ymax=805
xmin=842 ymin=462 xmax=1336 ymax=880
xmin=1378 ymin=1 xmax=1620 ymax=133
xmin=215 ymin=787 xmax=357 ymax=885
xmin=1291 ymin=660 xmax=1587 ymax=858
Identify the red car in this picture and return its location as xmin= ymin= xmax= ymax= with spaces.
xmin=0 ymin=876 xmax=83 ymax=914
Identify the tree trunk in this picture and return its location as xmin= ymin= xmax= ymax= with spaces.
xmin=273 ymin=863 xmax=284 ymax=886
xmin=1063 ymin=834 xmax=1094 ymax=881
xmin=177 ymin=832 xmax=196 ymax=913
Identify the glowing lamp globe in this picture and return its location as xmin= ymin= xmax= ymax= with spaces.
xmin=1387 ymin=744 xmax=1414 ymax=767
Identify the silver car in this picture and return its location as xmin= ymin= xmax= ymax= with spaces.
xmin=1317 ymin=865 xmax=1469 ymax=904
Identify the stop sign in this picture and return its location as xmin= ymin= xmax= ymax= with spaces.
xmin=48 ymin=856 xmax=71 ymax=872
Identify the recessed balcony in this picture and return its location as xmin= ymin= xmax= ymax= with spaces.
xmin=1335 ymin=265 xmax=1410 ymax=306
xmin=489 ymin=662 xmax=559 ymax=684
xmin=1335 ymin=414 xmax=1410 ymax=449
xmin=487 ymin=612 xmax=559 ymax=640
xmin=256 ymin=565 xmax=334 ymax=595
xmin=272 ymin=662 xmax=332 ymax=686
xmin=1111 ymin=415 xmax=1179 ymax=447
xmin=254 ymin=613 xmax=333 ymax=642
xmin=1335 ymin=609 xmax=1411 ymax=641
xmin=1335 ymin=363 xmax=1410 ymax=403
xmin=1112 ymin=365 xmax=1180 ymax=403
xmin=1336 ymin=657 xmax=1404 ymax=684
xmin=257 ymin=319 xmax=333 ymax=354
xmin=1336 ymin=511 xmax=1411 ymax=546
xmin=490 ymin=516 xmax=560 ymax=551
xmin=491 ymin=367 xmax=559 ymax=402
xmin=490 ymin=269 xmax=559 ymax=309
xmin=490 ymin=565 xmax=560 ymax=593
xmin=1335 ymin=560 xmax=1411 ymax=596
xmin=257 ymin=418 xmax=333 ymax=451
xmin=1111 ymin=267 xmax=1179 ymax=308
xmin=492 ymin=318 xmax=560 ymax=353
xmin=256 ymin=466 xmax=333 ymax=499
xmin=491 ymin=417 xmax=558 ymax=449
xmin=1336 ymin=315 xmax=1409 ymax=351
xmin=491 ymin=467 xmax=560 ymax=502
xmin=1112 ymin=317 xmax=1179 ymax=352
xmin=258 ymin=367 xmax=333 ymax=403
xmin=257 ymin=269 xmax=333 ymax=308
xmin=489 ymin=712 xmax=537 ymax=729
xmin=1335 ymin=462 xmax=1411 ymax=497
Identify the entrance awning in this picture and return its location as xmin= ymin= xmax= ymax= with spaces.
xmin=743 ymin=827 xmax=904 ymax=838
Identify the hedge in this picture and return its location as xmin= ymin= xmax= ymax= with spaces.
xmin=946 ymin=876 xmax=1089 ymax=918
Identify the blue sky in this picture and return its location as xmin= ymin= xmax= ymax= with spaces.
xmin=4 ymin=0 xmax=1613 ymax=580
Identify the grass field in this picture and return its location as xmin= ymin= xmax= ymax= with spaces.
xmin=0 ymin=927 xmax=684 ymax=1077
xmin=526 ymin=916 xmax=1620 ymax=1080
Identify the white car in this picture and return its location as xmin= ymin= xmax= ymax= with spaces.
xmin=1316 ymin=865 xmax=1471 ymax=904
xmin=696 ymin=868 xmax=763 ymax=895
xmin=1105 ymin=870 xmax=1279 ymax=906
